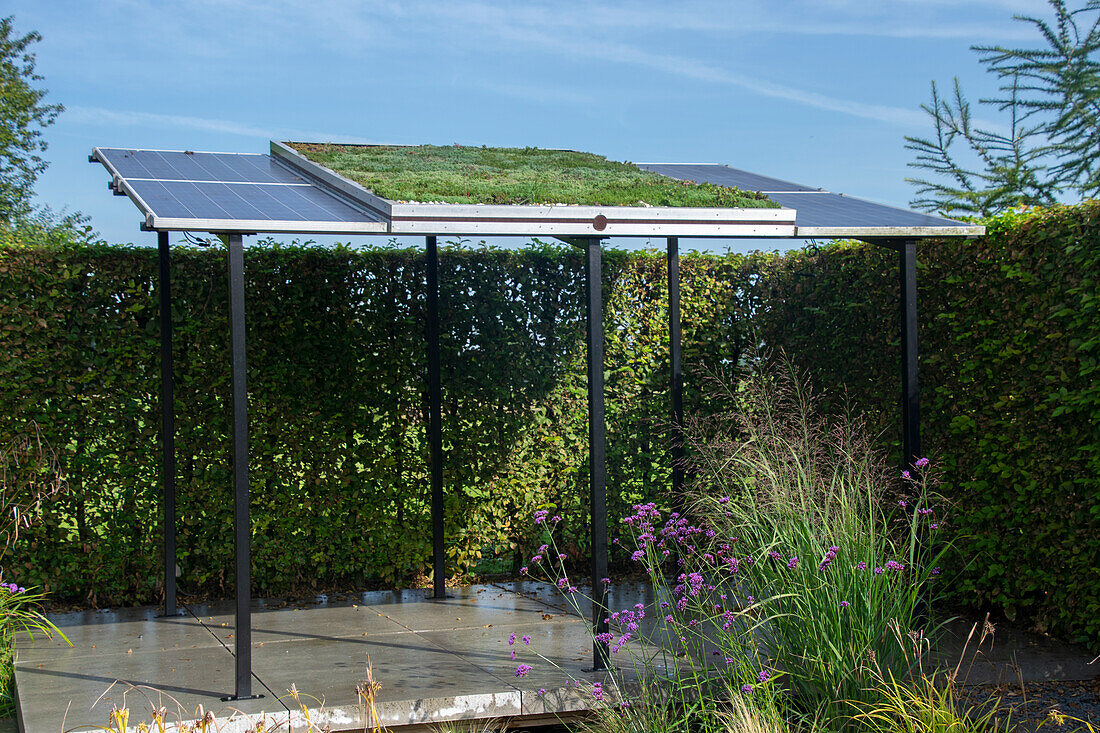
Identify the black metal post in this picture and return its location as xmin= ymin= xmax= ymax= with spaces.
xmin=427 ymin=236 xmax=445 ymax=599
xmin=667 ymin=237 xmax=684 ymax=504
xmin=585 ymin=237 xmax=609 ymax=670
xmin=899 ymin=240 xmax=921 ymax=469
xmin=157 ymin=231 xmax=178 ymax=617
xmin=225 ymin=233 xmax=259 ymax=701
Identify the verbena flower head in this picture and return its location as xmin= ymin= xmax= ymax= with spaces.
xmin=534 ymin=509 xmax=549 ymax=524
xmin=915 ymin=457 xmax=930 ymax=468
xmin=522 ymin=635 xmax=531 ymax=645
xmin=741 ymin=684 xmax=753 ymax=694
xmin=839 ymin=600 xmax=850 ymax=608
xmin=508 ymin=632 xmax=516 ymax=646
xmin=786 ymin=556 xmax=799 ymax=569
xmin=515 ymin=664 xmax=532 ymax=677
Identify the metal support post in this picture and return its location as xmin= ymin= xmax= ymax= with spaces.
xmin=427 ymin=236 xmax=445 ymax=599
xmin=585 ymin=237 xmax=609 ymax=670
xmin=225 ymin=233 xmax=260 ymax=701
xmin=667 ymin=237 xmax=684 ymax=504
xmin=157 ymin=231 xmax=179 ymax=617
xmin=899 ymin=240 xmax=921 ymax=470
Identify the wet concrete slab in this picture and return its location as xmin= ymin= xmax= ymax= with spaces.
xmin=14 ymin=585 xmax=612 ymax=733
xmin=15 ymin=643 xmax=280 ymax=733
xmin=16 ymin=607 xmax=222 ymax=663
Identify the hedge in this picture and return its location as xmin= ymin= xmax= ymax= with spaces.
xmin=0 ymin=226 xmax=775 ymax=606
xmin=764 ymin=204 xmax=1100 ymax=649
xmin=1 ymin=203 xmax=1097 ymax=650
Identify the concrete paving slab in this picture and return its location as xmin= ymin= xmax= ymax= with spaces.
xmin=932 ymin=618 xmax=1099 ymax=684
xmin=193 ymin=602 xmax=412 ymax=647
xmin=14 ymin=644 xmax=282 ymax=733
xmin=249 ymin=634 xmax=524 ymax=729
xmin=16 ymin=607 xmax=222 ymax=663
xmin=366 ymin=586 xmax=569 ymax=633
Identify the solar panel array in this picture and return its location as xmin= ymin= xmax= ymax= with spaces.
xmin=93 ymin=148 xmax=386 ymax=234
xmin=640 ymin=163 xmax=975 ymax=236
xmin=92 ymin=146 xmax=981 ymax=238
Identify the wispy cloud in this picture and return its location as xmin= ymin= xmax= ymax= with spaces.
xmin=65 ymin=106 xmax=377 ymax=143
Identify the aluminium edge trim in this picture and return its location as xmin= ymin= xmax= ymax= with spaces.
xmin=270 ymin=141 xmax=393 ymax=218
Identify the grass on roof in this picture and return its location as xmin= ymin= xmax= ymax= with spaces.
xmin=289 ymin=143 xmax=779 ymax=208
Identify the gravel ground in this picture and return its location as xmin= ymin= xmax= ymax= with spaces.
xmin=959 ymin=678 xmax=1099 ymax=732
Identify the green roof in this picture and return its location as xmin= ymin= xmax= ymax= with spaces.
xmin=288 ymin=143 xmax=779 ymax=208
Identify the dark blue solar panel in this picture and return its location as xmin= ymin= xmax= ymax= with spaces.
xmin=643 ymin=163 xmax=967 ymax=230
xmin=642 ymin=164 xmax=820 ymax=193
xmin=127 ymin=180 xmax=380 ymax=223
xmin=98 ymin=149 xmax=306 ymax=184
xmin=767 ymin=193 xmax=960 ymax=229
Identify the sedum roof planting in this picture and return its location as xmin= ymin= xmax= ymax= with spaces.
xmin=287 ymin=143 xmax=779 ymax=208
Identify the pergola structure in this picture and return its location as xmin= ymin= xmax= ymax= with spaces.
xmin=91 ymin=142 xmax=984 ymax=702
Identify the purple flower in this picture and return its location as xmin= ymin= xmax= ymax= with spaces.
xmin=758 ymin=669 xmax=771 ymax=683
xmin=593 ymin=682 xmax=603 ymax=701
xmin=931 ymin=523 xmax=940 ymax=530
xmin=515 ymin=664 xmax=533 ymax=677
xmin=510 ymin=649 xmax=516 ymax=660
xmin=839 ymin=600 xmax=850 ymax=608
xmin=857 ymin=561 xmax=867 ymax=570
xmin=874 ymin=566 xmax=884 ymax=575
xmin=725 ymin=657 xmax=735 ymax=665
xmin=901 ymin=471 xmax=911 ymax=480
xmin=557 ymin=578 xmax=568 ymax=589
xmin=918 ymin=508 xmax=933 ymax=515
xmin=741 ymin=684 xmax=753 ymax=694
xmin=508 ymin=632 xmax=516 ymax=646
xmin=898 ymin=499 xmax=908 ymax=507
xmin=534 ymin=510 xmax=549 ymax=524
xmin=601 ymin=577 xmax=611 ymax=585
xmin=551 ymin=515 xmax=562 ymax=523
xmin=537 ymin=688 xmax=546 ymax=696
xmin=786 ymin=556 xmax=799 ymax=569
xmin=915 ymin=457 xmax=930 ymax=468
xmin=522 ymin=635 xmax=531 ymax=645
xmin=519 ymin=567 xmax=529 ymax=575
xmin=530 ymin=555 xmax=543 ymax=564
xmin=931 ymin=567 xmax=942 ymax=576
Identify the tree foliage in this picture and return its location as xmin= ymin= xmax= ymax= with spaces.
xmin=0 ymin=17 xmax=62 ymax=222
xmin=907 ymin=0 xmax=1100 ymax=217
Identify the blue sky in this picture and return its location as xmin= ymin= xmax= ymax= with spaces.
xmin=11 ymin=0 xmax=1050 ymax=251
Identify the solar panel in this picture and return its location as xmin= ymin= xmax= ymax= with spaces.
xmin=93 ymin=148 xmax=387 ymax=233
xmin=640 ymin=164 xmax=821 ymax=193
xmin=640 ymin=163 xmax=977 ymax=237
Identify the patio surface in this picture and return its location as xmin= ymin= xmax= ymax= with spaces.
xmin=13 ymin=583 xmax=656 ymax=733
xmin=14 ymin=582 xmax=1096 ymax=733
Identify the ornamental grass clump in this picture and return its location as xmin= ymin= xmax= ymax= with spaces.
xmin=514 ymin=361 xmax=949 ymax=733
xmin=687 ymin=362 xmax=948 ymax=724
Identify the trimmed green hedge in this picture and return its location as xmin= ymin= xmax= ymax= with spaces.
xmin=763 ymin=204 xmax=1100 ymax=648
xmin=0 ymin=227 xmax=773 ymax=605
xmin=1 ymin=204 xmax=1097 ymax=650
